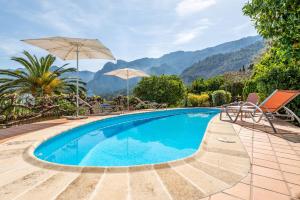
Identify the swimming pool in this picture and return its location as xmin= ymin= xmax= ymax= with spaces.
xmin=34 ymin=108 xmax=219 ymax=167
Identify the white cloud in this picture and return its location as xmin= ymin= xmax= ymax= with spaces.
xmin=174 ymin=19 xmax=211 ymax=45
xmin=174 ymin=32 xmax=197 ymax=45
xmin=176 ymin=0 xmax=216 ymax=16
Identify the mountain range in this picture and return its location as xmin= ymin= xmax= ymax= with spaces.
xmin=87 ymin=35 xmax=264 ymax=95
xmin=1 ymin=36 xmax=264 ymax=96
xmin=181 ymin=41 xmax=264 ymax=83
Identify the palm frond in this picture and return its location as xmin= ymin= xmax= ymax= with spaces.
xmin=0 ymin=69 xmax=27 ymax=79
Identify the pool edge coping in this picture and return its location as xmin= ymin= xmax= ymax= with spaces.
xmin=23 ymin=108 xmax=251 ymax=175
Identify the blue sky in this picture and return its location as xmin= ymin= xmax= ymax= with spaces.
xmin=0 ymin=0 xmax=257 ymax=72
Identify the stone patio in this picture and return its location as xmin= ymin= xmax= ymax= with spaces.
xmin=0 ymin=111 xmax=299 ymax=200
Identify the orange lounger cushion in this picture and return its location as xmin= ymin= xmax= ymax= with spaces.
xmin=260 ymin=90 xmax=300 ymax=113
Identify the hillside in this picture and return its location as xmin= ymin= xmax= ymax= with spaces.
xmin=180 ymin=41 xmax=264 ymax=83
xmin=88 ymin=35 xmax=263 ymax=95
xmin=63 ymin=70 xmax=95 ymax=83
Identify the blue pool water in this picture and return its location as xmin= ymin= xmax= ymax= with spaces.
xmin=34 ymin=108 xmax=219 ymax=167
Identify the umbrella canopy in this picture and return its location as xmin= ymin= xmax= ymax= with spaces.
xmin=22 ymin=37 xmax=115 ymax=60
xmin=22 ymin=36 xmax=115 ymax=117
xmin=104 ymin=68 xmax=149 ymax=111
xmin=104 ymin=68 xmax=149 ymax=80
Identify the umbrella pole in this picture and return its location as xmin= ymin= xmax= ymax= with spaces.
xmin=127 ymin=70 xmax=129 ymax=111
xmin=76 ymin=45 xmax=79 ymax=117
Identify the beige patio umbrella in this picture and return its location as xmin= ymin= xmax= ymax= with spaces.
xmin=22 ymin=37 xmax=115 ymax=117
xmin=104 ymin=68 xmax=149 ymax=110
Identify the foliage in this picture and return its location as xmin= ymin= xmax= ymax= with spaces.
xmin=212 ymin=90 xmax=232 ymax=106
xmin=190 ymin=78 xmax=207 ymax=94
xmin=86 ymin=95 xmax=103 ymax=104
xmin=190 ymin=76 xmax=224 ymax=94
xmin=243 ymin=47 xmax=300 ymax=116
xmin=133 ymin=75 xmax=186 ymax=106
xmin=243 ymin=0 xmax=300 ymax=58
xmin=243 ymin=79 xmax=258 ymax=99
xmin=221 ymin=71 xmax=251 ymax=101
xmin=54 ymin=98 xmax=76 ymax=115
xmin=187 ymin=93 xmax=210 ymax=107
xmin=0 ymin=94 xmax=78 ymax=125
xmin=0 ymin=94 xmax=32 ymax=122
xmin=243 ymin=0 xmax=300 ymax=119
xmin=190 ymin=71 xmax=249 ymax=101
xmin=205 ymin=75 xmax=225 ymax=91
xmin=0 ymin=51 xmax=86 ymax=97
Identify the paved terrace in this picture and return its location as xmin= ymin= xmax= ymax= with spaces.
xmin=0 ymin=111 xmax=299 ymax=200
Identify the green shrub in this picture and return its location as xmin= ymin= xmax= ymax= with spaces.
xmin=135 ymin=103 xmax=150 ymax=110
xmin=212 ymin=90 xmax=232 ymax=106
xmin=56 ymin=98 xmax=76 ymax=115
xmin=133 ymin=75 xmax=186 ymax=106
xmin=187 ymin=93 xmax=210 ymax=107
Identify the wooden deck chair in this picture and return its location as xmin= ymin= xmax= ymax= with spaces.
xmin=220 ymin=90 xmax=300 ymax=133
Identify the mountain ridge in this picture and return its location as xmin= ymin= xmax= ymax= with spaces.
xmin=88 ymin=35 xmax=263 ymax=95
xmin=180 ymin=41 xmax=265 ymax=83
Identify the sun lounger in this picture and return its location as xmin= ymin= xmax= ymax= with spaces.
xmin=220 ymin=90 xmax=300 ymax=133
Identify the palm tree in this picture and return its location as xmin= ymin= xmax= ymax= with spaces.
xmin=0 ymin=51 xmax=86 ymax=97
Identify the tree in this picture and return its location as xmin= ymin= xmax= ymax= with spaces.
xmin=0 ymin=51 xmax=86 ymax=97
xmin=243 ymin=0 xmax=300 ymax=59
xmin=243 ymin=0 xmax=300 ymax=117
xmin=133 ymin=75 xmax=186 ymax=106
xmin=190 ymin=78 xmax=207 ymax=94
xmin=243 ymin=47 xmax=300 ymax=116
xmin=205 ymin=75 xmax=224 ymax=91
xmin=242 ymin=65 xmax=246 ymax=72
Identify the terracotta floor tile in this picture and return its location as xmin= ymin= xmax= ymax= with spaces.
xmin=253 ymin=132 xmax=268 ymax=138
xmin=253 ymin=145 xmax=273 ymax=151
xmin=253 ymin=141 xmax=271 ymax=147
xmin=252 ymin=174 xmax=289 ymax=195
xmin=210 ymin=192 xmax=241 ymax=200
xmin=253 ymin=152 xmax=277 ymax=162
xmin=289 ymin=142 xmax=300 ymax=148
xmin=252 ymin=187 xmax=290 ymax=200
xmin=240 ymin=173 xmax=251 ymax=185
xmin=283 ymin=172 xmax=300 ymax=185
xmin=239 ymin=135 xmax=252 ymax=140
xmin=270 ymin=139 xmax=290 ymax=146
xmin=287 ymin=183 xmax=300 ymax=199
xmin=276 ymin=152 xmax=300 ymax=160
xmin=239 ymin=132 xmax=253 ymax=137
xmin=253 ymin=148 xmax=275 ymax=156
xmin=224 ymin=183 xmax=250 ymax=199
xmin=292 ymin=147 xmax=300 ymax=151
xmin=242 ymin=142 xmax=252 ymax=148
xmin=280 ymin=164 xmax=300 ymax=175
xmin=241 ymin=140 xmax=252 ymax=145
xmin=277 ymin=157 xmax=300 ymax=167
xmin=273 ymin=148 xmax=297 ymax=155
xmin=253 ymin=158 xmax=279 ymax=170
xmin=245 ymin=147 xmax=252 ymax=154
xmin=252 ymin=165 xmax=283 ymax=180
xmin=240 ymin=139 xmax=252 ymax=144
xmin=199 ymin=197 xmax=209 ymax=200
xmin=240 ymin=135 xmax=252 ymax=139
xmin=272 ymin=144 xmax=292 ymax=150
xmin=253 ymin=137 xmax=269 ymax=142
